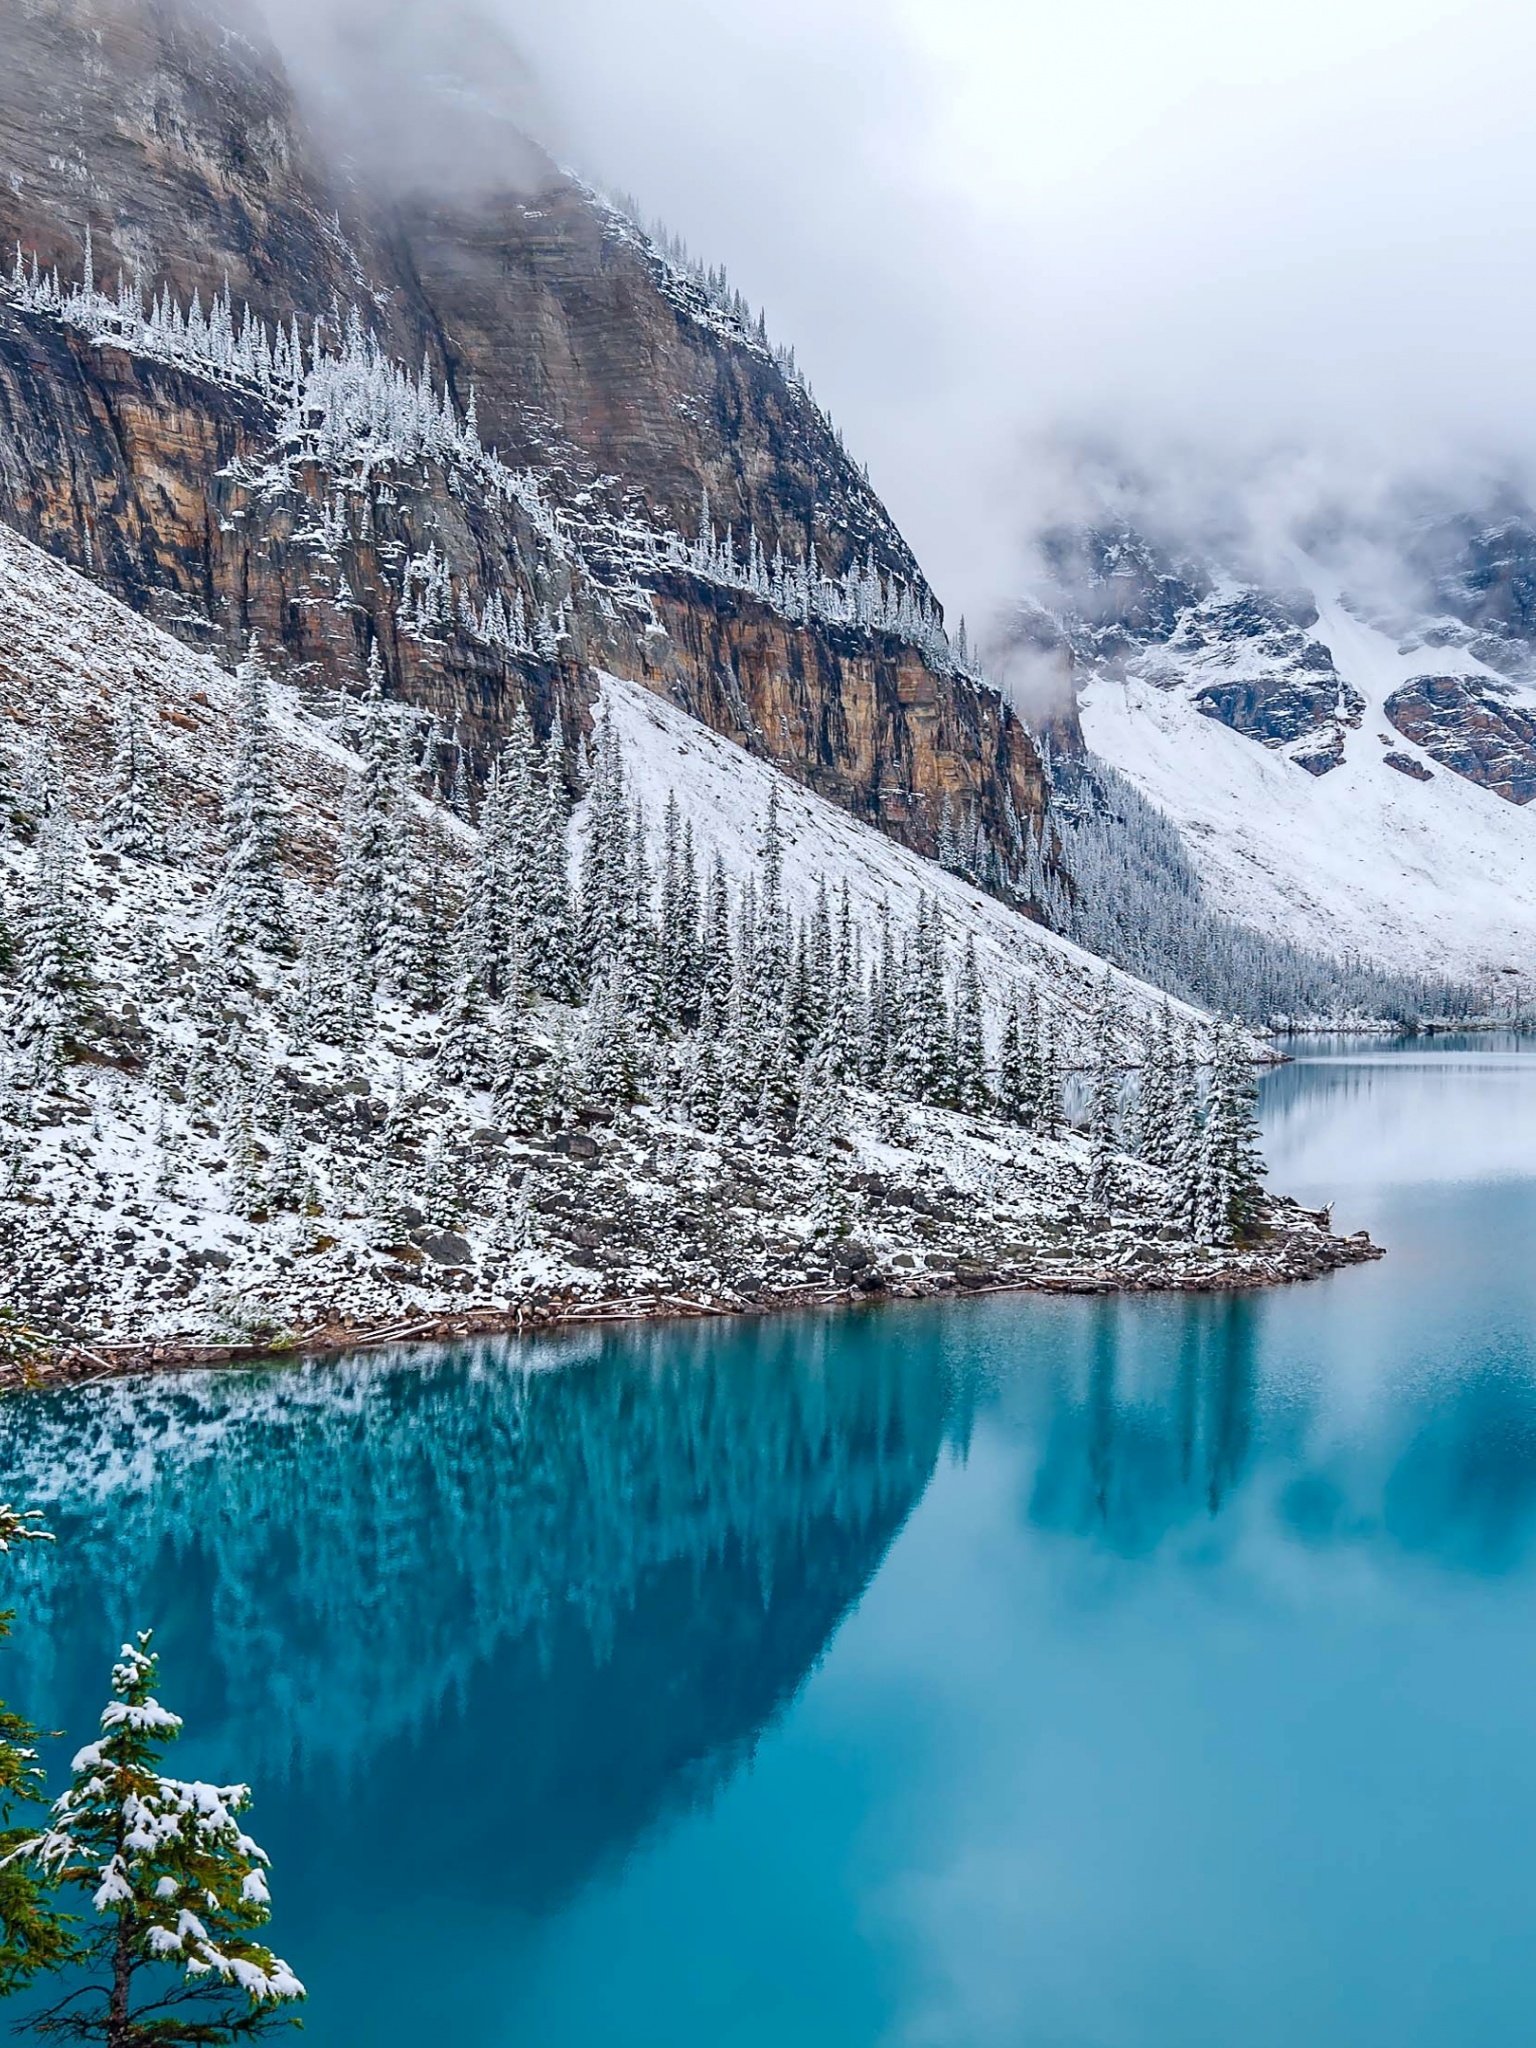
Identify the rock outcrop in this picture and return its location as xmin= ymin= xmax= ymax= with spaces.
xmin=1385 ymin=674 xmax=1536 ymax=805
xmin=0 ymin=0 xmax=1045 ymax=886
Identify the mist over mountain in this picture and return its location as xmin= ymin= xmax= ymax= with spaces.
xmin=247 ymin=0 xmax=1536 ymax=649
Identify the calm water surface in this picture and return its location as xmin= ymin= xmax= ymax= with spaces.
xmin=5 ymin=1036 xmax=1536 ymax=2046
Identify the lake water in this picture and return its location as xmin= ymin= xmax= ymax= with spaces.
xmin=5 ymin=1036 xmax=1536 ymax=2046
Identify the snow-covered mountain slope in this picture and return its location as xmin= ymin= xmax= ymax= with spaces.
xmin=0 ymin=520 xmax=1365 ymax=1370
xmin=598 ymin=672 xmax=1208 ymax=1051
xmin=1067 ymin=548 xmax=1536 ymax=983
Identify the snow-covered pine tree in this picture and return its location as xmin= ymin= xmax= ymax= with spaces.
xmin=377 ymin=718 xmax=420 ymax=998
xmin=1167 ymin=1026 xmax=1205 ymax=1231
xmin=624 ymin=800 xmax=664 ymax=1030
xmin=217 ymin=637 xmax=292 ymax=957
xmin=1036 ymin=1009 xmax=1063 ymax=1139
xmin=895 ymin=895 xmax=951 ymax=1105
xmin=755 ymin=787 xmax=790 ymax=991
xmin=408 ymin=837 xmax=454 ymax=1012
xmin=995 ymin=982 xmax=1028 ymax=1124
xmin=575 ymin=714 xmax=630 ymax=990
xmin=19 ymin=1633 xmax=304 ymax=2043
xmin=950 ymin=937 xmax=990 ymax=1113
xmin=447 ymin=741 xmax=472 ymax=822
xmin=657 ymin=793 xmax=702 ymax=1026
xmin=1133 ymin=1002 xmax=1180 ymax=1169
xmin=0 ymin=1505 xmax=70 ymax=1997
xmin=700 ymin=853 xmax=732 ymax=1013
xmin=498 ymin=703 xmax=541 ymax=967
xmin=461 ymin=758 xmax=515 ymax=1001
xmin=794 ymin=1036 xmax=845 ymax=1157
xmin=1197 ymin=1020 xmax=1267 ymax=1244
xmin=758 ymin=994 xmax=802 ymax=1137
xmin=101 ymin=683 xmax=160 ymax=859
xmin=15 ymin=728 xmax=61 ymax=839
xmin=344 ymin=643 xmax=401 ymax=983
xmin=12 ymin=807 xmax=94 ymax=1064
xmin=494 ymin=1003 xmax=549 ymax=1135
xmin=577 ymin=961 xmax=641 ymax=1106
xmin=526 ymin=724 xmax=575 ymax=999
xmin=435 ymin=943 xmax=501 ymax=1092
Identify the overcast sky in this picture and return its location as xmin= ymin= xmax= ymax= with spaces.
xmin=267 ymin=0 xmax=1536 ymax=630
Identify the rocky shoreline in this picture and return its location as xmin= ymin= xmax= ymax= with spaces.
xmin=0 ymin=1199 xmax=1383 ymax=1392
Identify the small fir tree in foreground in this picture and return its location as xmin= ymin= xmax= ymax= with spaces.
xmin=17 ymin=1632 xmax=303 ymax=2045
xmin=0 ymin=1507 xmax=71 ymax=1998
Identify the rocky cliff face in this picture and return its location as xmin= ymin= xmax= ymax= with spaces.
xmin=0 ymin=0 xmax=1044 ymax=886
xmin=1384 ymin=674 xmax=1536 ymax=805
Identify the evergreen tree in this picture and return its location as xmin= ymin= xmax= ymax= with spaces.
xmin=218 ymin=638 xmax=292 ymax=956
xmin=577 ymin=962 xmax=640 ymax=1106
xmin=409 ymin=846 xmax=453 ymax=1013
xmin=461 ymin=760 xmax=515 ymax=1000
xmin=435 ymin=955 xmax=501 ymax=1090
xmin=19 ymin=1633 xmax=303 ymax=2044
xmin=447 ymin=742 xmax=472 ymax=822
xmin=0 ymin=1506 xmax=71 ymax=1998
xmin=1197 ymin=1020 xmax=1267 ymax=1243
xmin=101 ymin=685 xmax=160 ymax=859
xmin=1167 ymin=1027 xmax=1205 ymax=1231
xmin=344 ymin=643 xmax=405 ymax=984
xmin=1133 ymin=1002 xmax=1180 ymax=1169
xmin=950 ymin=937 xmax=990 ymax=1113
xmin=575 ymin=715 xmax=629 ymax=989
xmin=1036 ymin=1013 xmax=1063 ymax=1138
xmin=754 ymin=788 xmax=790 ymax=991
xmin=15 ymin=730 xmax=62 ymax=839
xmin=895 ymin=895 xmax=951 ymax=1104
xmin=526 ymin=725 xmax=575 ymax=999
xmin=12 ymin=809 xmax=94 ymax=1061
xmin=700 ymin=854 xmax=732 ymax=1013
xmin=794 ymin=1038 xmax=845 ymax=1157
xmin=995 ymin=983 xmax=1028 ymax=1125
xmin=494 ymin=1005 xmax=549 ymax=1135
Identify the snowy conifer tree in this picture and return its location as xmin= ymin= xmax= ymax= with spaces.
xmin=576 ymin=715 xmax=630 ymax=988
xmin=101 ymin=684 xmax=160 ymax=859
xmin=950 ymin=938 xmax=990 ymax=1113
xmin=995 ymin=983 xmax=1028 ymax=1125
xmin=18 ymin=1633 xmax=304 ymax=2044
xmin=217 ymin=637 xmax=292 ymax=956
xmin=12 ymin=808 xmax=94 ymax=1062
xmin=526 ymin=725 xmax=574 ymax=998
xmin=1167 ymin=1028 xmax=1205 ymax=1231
xmin=1133 ymin=1002 xmax=1180 ymax=1169
xmin=1197 ymin=1021 xmax=1267 ymax=1243
xmin=577 ymin=962 xmax=641 ymax=1106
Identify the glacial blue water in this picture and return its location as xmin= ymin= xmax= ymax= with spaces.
xmin=4 ymin=1035 xmax=1536 ymax=2046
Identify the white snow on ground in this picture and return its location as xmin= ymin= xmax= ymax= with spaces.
xmin=1080 ymin=560 xmax=1536 ymax=982
xmin=3 ymin=523 xmax=1306 ymax=1361
xmin=600 ymin=672 xmax=1212 ymax=1055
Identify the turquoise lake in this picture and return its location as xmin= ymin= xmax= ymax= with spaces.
xmin=5 ymin=1035 xmax=1536 ymax=2045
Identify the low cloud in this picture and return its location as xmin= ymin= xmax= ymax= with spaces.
xmin=255 ymin=0 xmax=1536 ymax=632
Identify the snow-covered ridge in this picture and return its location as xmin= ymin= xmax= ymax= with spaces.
xmin=0 ymin=519 xmax=1339 ymax=1367
xmin=1 ymin=241 xmax=985 ymax=688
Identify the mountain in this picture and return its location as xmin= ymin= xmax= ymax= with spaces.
xmin=1011 ymin=512 xmax=1536 ymax=992
xmin=0 ymin=0 xmax=1042 ymax=893
xmin=0 ymin=520 xmax=1371 ymax=1365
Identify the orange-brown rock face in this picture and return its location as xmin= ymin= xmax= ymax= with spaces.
xmin=0 ymin=0 xmax=1048 ymax=888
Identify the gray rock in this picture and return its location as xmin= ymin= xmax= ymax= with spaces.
xmin=416 ymin=1230 xmax=472 ymax=1267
